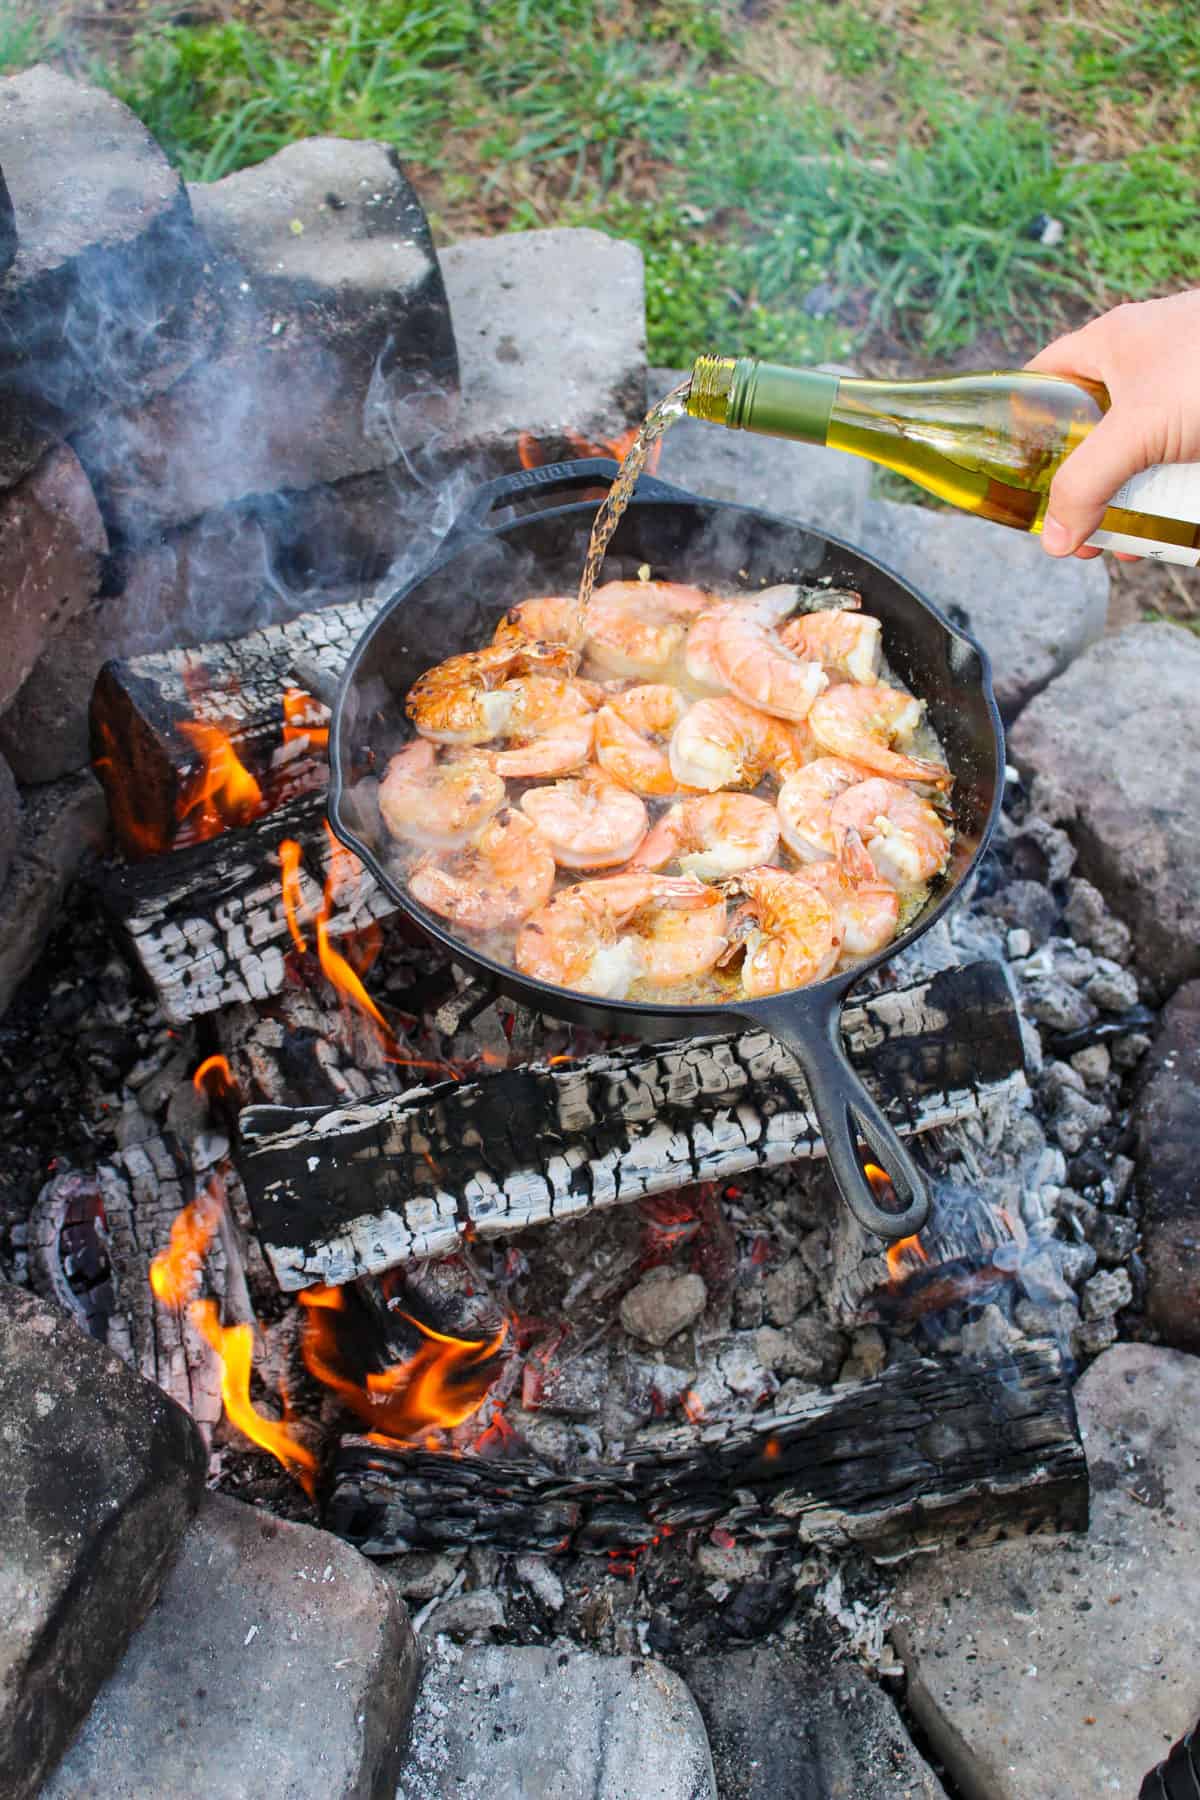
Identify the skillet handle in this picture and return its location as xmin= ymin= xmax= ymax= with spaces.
xmin=751 ymin=994 xmax=930 ymax=1242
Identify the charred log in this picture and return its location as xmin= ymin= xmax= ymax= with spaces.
xmin=326 ymin=1341 xmax=1086 ymax=1559
xmin=235 ymin=960 xmax=1026 ymax=1289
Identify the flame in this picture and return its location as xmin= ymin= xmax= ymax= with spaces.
xmin=176 ymin=720 xmax=263 ymax=841
xmin=193 ymin=1054 xmax=235 ymax=1101
xmin=682 ymin=1390 xmax=705 ymax=1424
xmin=281 ymin=687 xmax=330 ymax=750
xmin=190 ymin=1298 xmax=318 ymax=1497
xmin=517 ymin=426 xmax=662 ymax=474
xmin=298 ymin=1286 xmax=509 ymax=1443
xmin=149 ymin=1175 xmax=225 ymax=1309
xmin=885 ymin=1231 xmax=930 ymax=1284
xmin=278 ymin=838 xmax=309 ymax=953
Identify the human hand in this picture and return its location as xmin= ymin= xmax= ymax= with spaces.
xmin=1024 ymin=291 xmax=1200 ymax=559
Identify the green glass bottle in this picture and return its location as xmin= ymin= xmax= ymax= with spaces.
xmin=686 ymin=356 xmax=1200 ymax=566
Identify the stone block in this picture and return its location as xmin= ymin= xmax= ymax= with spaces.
xmin=397 ymin=1639 xmax=716 ymax=1799
xmin=45 ymin=1492 xmax=418 ymax=1800
xmin=857 ymin=497 xmax=1108 ymax=719
xmin=684 ymin=1642 xmax=947 ymax=1799
xmin=0 ymin=751 xmax=18 ymax=892
xmin=0 ymin=67 xmax=208 ymax=487
xmin=0 ymin=1284 xmax=205 ymax=1800
xmin=1009 ymin=623 xmax=1200 ymax=996
xmin=73 ymin=137 xmax=458 ymax=539
xmin=893 ymin=1344 xmax=1200 ymax=1800
xmin=1135 ymin=980 xmax=1200 ymax=1353
xmin=651 ymin=365 xmax=869 ymax=542
xmin=441 ymin=228 xmax=645 ymax=458
xmin=0 ymin=444 xmax=106 ymax=715
xmin=0 ymin=772 xmax=109 ymax=1018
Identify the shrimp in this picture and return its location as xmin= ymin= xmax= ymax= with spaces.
xmin=776 ymin=756 xmax=874 ymax=862
xmin=407 ymin=641 xmax=578 ymax=744
xmin=585 ymin=580 xmax=712 ymax=680
xmin=633 ymin=793 xmax=779 ymax=879
xmin=683 ymin=600 xmax=746 ymax=694
xmin=593 ymin=684 xmax=691 ymax=796
xmin=515 ymin=873 xmax=727 ymax=998
xmin=797 ymin=829 xmax=901 ymax=956
xmin=485 ymin=677 xmax=596 ymax=778
xmin=712 ymin=585 xmax=827 ymax=721
xmin=378 ymin=740 xmax=505 ymax=850
xmin=807 ymin=683 xmax=951 ymax=787
xmin=779 ymin=608 xmax=882 ymax=685
xmin=669 ymin=696 xmax=811 ymax=792
xmin=829 ymin=777 xmax=953 ymax=889
xmin=408 ymin=809 xmax=556 ymax=932
xmin=492 ymin=594 xmax=578 ymax=651
xmin=519 ymin=769 xmax=648 ymax=870
xmin=718 ymin=866 xmax=842 ymax=997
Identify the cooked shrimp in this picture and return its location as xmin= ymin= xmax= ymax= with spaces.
xmin=633 ymin=793 xmax=779 ymax=879
xmin=779 ymin=608 xmax=882 ymax=685
xmin=683 ymin=600 xmax=745 ymax=694
xmin=492 ymin=594 xmax=578 ymax=651
xmin=408 ymin=809 xmax=556 ymax=932
xmin=669 ymin=696 xmax=811 ymax=792
xmin=797 ymin=830 xmax=900 ymax=956
xmin=519 ymin=770 xmax=648 ymax=870
xmin=830 ymin=777 xmax=953 ymax=889
xmin=807 ymin=684 xmax=951 ymax=786
xmin=719 ymin=866 xmax=841 ymax=997
xmin=407 ymin=641 xmax=578 ymax=744
xmin=585 ymin=580 xmax=711 ymax=680
xmin=593 ymin=684 xmax=691 ymax=796
xmin=485 ymin=676 xmax=596 ymax=778
xmin=712 ymin=585 xmax=827 ymax=721
xmin=378 ymin=740 xmax=505 ymax=850
xmin=515 ymin=873 xmax=727 ymax=998
xmin=776 ymin=756 xmax=874 ymax=862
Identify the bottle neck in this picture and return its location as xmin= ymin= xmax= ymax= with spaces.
xmin=688 ymin=356 xmax=839 ymax=444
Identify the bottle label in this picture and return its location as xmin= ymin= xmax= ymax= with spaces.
xmin=1084 ymin=460 xmax=1200 ymax=564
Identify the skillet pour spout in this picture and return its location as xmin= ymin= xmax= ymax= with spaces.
xmin=329 ymin=458 xmax=1005 ymax=1245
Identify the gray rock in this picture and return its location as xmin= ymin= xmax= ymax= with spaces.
xmin=1056 ymin=1240 xmax=1098 ymax=1288
xmin=651 ymin=366 xmax=868 ymax=541
xmin=1009 ymin=815 xmax=1076 ymax=886
xmin=893 ymin=1344 xmax=1200 ymax=1800
xmin=1013 ymin=1296 xmax=1078 ymax=1341
xmin=1048 ymin=1087 xmax=1110 ymax=1155
xmin=424 ymin=1588 xmax=507 ymax=1640
xmin=386 ymin=1551 xmax=462 ymax=1604
xmin=1073 ymin=1313 xmax=1119 ymax=1357
xmin=1006 ymin=926 xmax=1031 ymax=959
xmin=763 ymin=1259 xmax=815 ymax=1326
xmin=1134 ymin=981 xmax=1200 ymax=1352
xmin=0 ymin=772 xmax=108 ymax=1018
xmin=1009 ymin=623 xmax=1200 ymax=996
xmin=857 ymin=496 xmax=1107 ymax=719
xmin=397 ymin=1640 xmax=716 ymax=1799
xmin=1069 ymin=1043 xmax=1110 ymax=1085
xmin=0 ymin=444 xmax=106 ymax=717
xmin=1091 ymin=1213 xmax=1137 ymax=1266
xmin=619 ymin=1268 xmax=707 ymax=1347
xmin=1081 ymin=1267 xmax=1133 ymax=1319
xmin=72 ymin=137 xmax=456 ymax=539
xmin=755 ymin=1315 xmax=846 ymax=1383
xmin=1109 ymin=1153 xmax=1136 ymax=1204
xmin=442 ymin=229 xmax=645 ymax=461
xmin=1063 ymin=877 xmax=1133 ymax=964
xmin=0 ymin=752 xmax=18 ymax=893
xmin=1020 ymin=972 xmax=1097 ymax=1033
xmin=0 ymin=1285 xmax=205 ymax=1800
xmin=1111 ymin=1030 xmax=1152 ymax=1068
xmin=46 ymin=1492 xmax=416 ymax=1800
xmin=1085 ymin=957 xmax=1140 ymax=1014
xmin=684 ymin=1642 xmax=947 ymax=1799
xmin=981 ymin=879 xmax=1058 ymax=948
xmin=515 ymin=1555 xmax=565 ymax=1613
xmin=0 ymin=68 xmax=208 ymax=486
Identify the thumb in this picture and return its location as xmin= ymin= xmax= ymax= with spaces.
xmin=1041 ymin=407 xmax=1148 ymax=556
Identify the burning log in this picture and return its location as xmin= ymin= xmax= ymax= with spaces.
xmin=90 ymin=595 xmax=374 ymax=855
xmin=236 ymin=960 xmax=1026 ymax=1289
xmin=325 ymin=1340 xmax=1086 ymax=1560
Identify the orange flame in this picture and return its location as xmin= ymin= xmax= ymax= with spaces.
xmin=281 ymin=686 xmax=330 ymax=750
xmin=190 ymin=1298 xmax=318 ymax=1497
xmin=885 ymin=1232 xmax=930 ymax=1284
xmin=278 ymin=838 xmax=309 ymax=953
xmin=149 ymin=1175 xmax=225 ymax=1309
xmin=682 ymin=1390 xmax=705 ymax=1424
xmin=193 ymin=1054 xmax=235 ymax=1101
xmin=177 ymin=719 xmax=264 ymax=842
xmin=517 ymin=426 xmax=662 ymax=474
xmin=298 ymin=1286 xmax=509 ymax=1444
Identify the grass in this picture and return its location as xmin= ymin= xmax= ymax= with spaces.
xmin=7 ymin=0 xmax=1199 ymax=373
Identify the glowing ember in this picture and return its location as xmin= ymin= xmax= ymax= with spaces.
xmin=191 ymin=1298 xmax=318 ymax=1497
xmin=149 ymin=1175 xmax=225 ymax=1309
xmin=298 ymin=1286 xmax=509 ymax=1444
xmin=177 ymin=720 xmax=264 ymax=841
xmin=518 ymin=425 xmax=663 ymax=473
xmin=278 ymin=837 xmax=309 ymax=953
xmin=280 ymin=686 xmax=330 ymax=749
xmin=192 ymin=1054 xmax=236 ymax=1101
xmin=682 ymin=1389 xmax=705 ymax=1424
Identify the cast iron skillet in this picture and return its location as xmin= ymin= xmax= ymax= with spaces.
xmin=329 ymin=459 xmax=1005 ymax=1242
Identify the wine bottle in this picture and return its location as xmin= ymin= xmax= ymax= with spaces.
xmin=686 ymin=356 xmax=1200 ymax=566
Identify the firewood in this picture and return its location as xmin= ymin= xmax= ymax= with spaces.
xmin=235 ymin=960 xmax=1026 ymax=1290
xmin=325 ymin=1340 xmax=1086 ymax=1560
